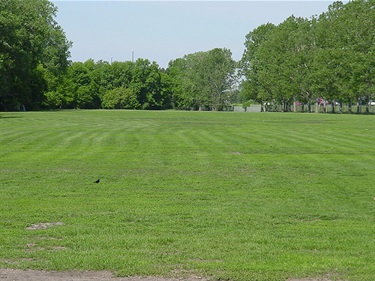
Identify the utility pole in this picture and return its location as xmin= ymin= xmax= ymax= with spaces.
xmin=132 ymin=50 xmax=134 ymax=63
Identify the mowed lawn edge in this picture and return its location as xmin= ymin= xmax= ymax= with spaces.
xmin=1 ymin=110 xmax=375 ymax=281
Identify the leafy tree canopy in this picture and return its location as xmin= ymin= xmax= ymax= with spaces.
xmin=2 ymin=0 xmax=374 ymax=112
xmin=0 ymin=0 xmax=71 ymax=111
xmin=240 ymin=0 xmax=375 ymax=111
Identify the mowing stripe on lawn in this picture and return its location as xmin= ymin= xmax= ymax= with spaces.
xmin=1 ymin=110 xmax=375 ymax=281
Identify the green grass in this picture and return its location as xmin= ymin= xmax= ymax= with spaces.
xmin=1 ymin=110 xmax=375 ymax=281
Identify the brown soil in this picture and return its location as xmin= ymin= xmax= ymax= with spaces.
xmin=0 ymin=269 xmax=208 ymax=281
xmin=0 ymin=269 xmax=338 ymax=281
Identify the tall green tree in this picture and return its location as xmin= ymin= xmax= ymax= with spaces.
xmin=167 ymin=58 xmax=195 ymax=110
xmin=241 ymin=0 xmax=375 ymax=112
xmin=312 ymin=0 xmax=375 ymax=109
xmin=253 ymin=17 xmax=316 ymax=111
xmin=0 ymin=0 xmax=71 ymax=110
xmin=202 ymin=48 xmax=237 ymax=111
xmin=131 ymin=59 xmax=170 ymax=109
xmin=240 ymin=23 xmax=276 ymax=107
xmin=167 ymin=48 xmax=236 ymax=111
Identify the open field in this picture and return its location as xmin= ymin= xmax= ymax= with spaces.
xmin=1 ymin=110 xmax=375 ymax=281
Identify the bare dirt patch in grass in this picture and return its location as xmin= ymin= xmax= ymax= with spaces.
xmin=0 ymin=269 xmax=340 ymax=281
xmin=0 ymin=269 xmax=209 ymax=281
xmin=25 ymin=222 xmax=64 ymax=230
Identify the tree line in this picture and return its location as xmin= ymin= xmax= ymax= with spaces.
xmin=240 ymin=0 xmax=375 ymax=112
xmin=1 ymin=0 xmax=374 ymax=111
xmin=47 ymin=59 xmax=171 ymax=110
xmin=44 ymin=48 xmax=237 ymax=110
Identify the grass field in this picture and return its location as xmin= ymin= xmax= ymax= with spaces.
xmin=1 ymin=110 xmax=375 ymax=281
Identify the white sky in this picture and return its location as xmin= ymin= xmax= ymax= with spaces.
xmin=52 ymin=1 xmax=339 ymax=68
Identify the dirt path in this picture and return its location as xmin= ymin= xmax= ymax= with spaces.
xmin=0 ymin=269 xmax=337 ymax=281
xmin=0 ymin=269 xmax=208 ymax=281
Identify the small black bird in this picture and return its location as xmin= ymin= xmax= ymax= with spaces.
xmin=94 ymin=179 xmax=100 ymax=183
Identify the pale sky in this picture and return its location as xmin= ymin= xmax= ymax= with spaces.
xmin=52 ymin=1 xmax=338 ymax=68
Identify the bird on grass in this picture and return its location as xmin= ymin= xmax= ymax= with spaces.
xmin=94 ymin=179 xmax=100 ymax=183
